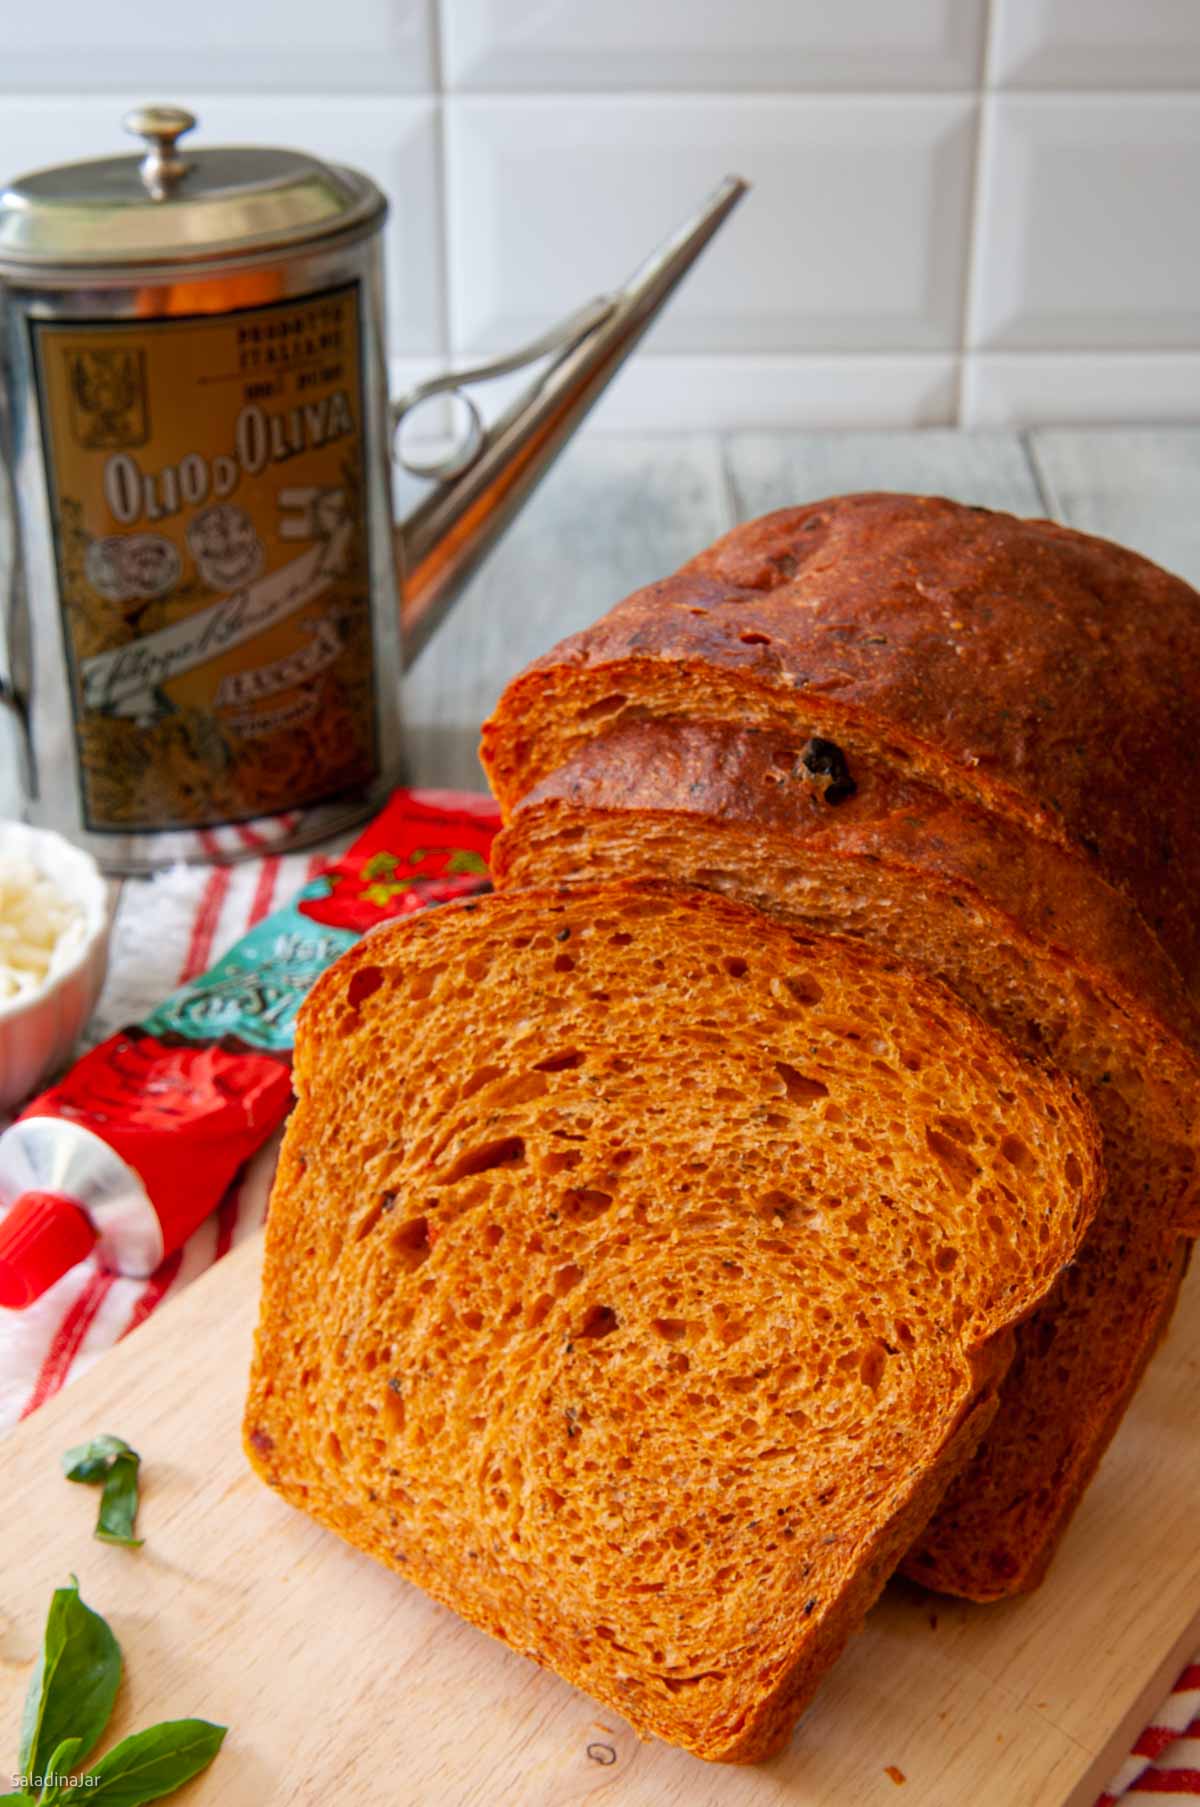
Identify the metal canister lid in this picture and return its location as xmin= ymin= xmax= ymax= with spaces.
xmin=0 ymin=105 xmax=387 ymax=275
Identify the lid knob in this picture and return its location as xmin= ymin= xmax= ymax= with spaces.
xmin=123 ymin=104 xmax=197 ymax=200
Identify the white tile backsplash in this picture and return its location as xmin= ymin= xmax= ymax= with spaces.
xmin=444 ymin=0 xmax=985 ymax=92
xmin=584 ymin=355 xmax=961 ymax=432
xmin=445 ymin=96 xmax=976 ymax=355
xmin=971 ymin=97 xmax=1200 ymax=351
xmin=963 ymin=353 xmax=1200 ymax=426
xmin=991 ymin=0 xmax=1200 ymax=91
xmin=0 ymin=0 xmax=433 ymax=91
xmin=0 ymin=2 xmax=1197 ymax=428
xmin=416 ymin=352 xmax=960 ymax=433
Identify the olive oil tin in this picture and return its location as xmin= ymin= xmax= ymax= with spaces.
xmin=0 ymin=107 xmax=401 ymax=871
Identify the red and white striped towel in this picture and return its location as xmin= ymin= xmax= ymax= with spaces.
xmin=1097 ymin=1667 xmax=1200 ymax=1802
xmin=0 ymin=843 xmax=338 ymax=1431
xmin=0 ymin=835 xmax=1193 ymax=1804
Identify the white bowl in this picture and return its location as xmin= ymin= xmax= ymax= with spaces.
xmin=0 ymin=823 xmax=111 ymax=1113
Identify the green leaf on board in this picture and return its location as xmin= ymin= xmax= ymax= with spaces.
xmin=61 ymin=1437 xmax=136 ymax=1487
xmin=57 ymin=1720 xmax=227 ymax=1806
xmin=18 ymin=1580 xmax=121 ymax=1778
xmin=36 ymin=1733 xmax=83 ymax=1802
xmin=61 ymin=1437 xmax=142 ymax=1548
xmin=94 ymin=1458 xmax=143 ymax=1550
xmin=13 ymin=1579 xmax=225 ymax=1806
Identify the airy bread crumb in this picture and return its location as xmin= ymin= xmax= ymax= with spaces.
xmin=245 ymin=882 xmax=1101 ymax=1761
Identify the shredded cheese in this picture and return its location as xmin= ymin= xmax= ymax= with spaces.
xmin=0 ymin=859 xmax=86 ymax=1002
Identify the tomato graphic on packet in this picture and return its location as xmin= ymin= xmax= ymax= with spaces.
xmin=300 ymin=790 xmax=500 ymax=934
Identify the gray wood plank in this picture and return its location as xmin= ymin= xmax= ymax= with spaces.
xmin=725 ymin=429 xmax=1045 ymax=522
xmin=1029 ymin=428 xmax=1200 ymax=587
xmin=0 ymin=714 xmax=21 ymax=819
xmin=399 ymin=432 xmax=732 ymax=791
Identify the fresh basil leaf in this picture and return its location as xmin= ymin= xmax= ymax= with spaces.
xmin=58 ymin=1720 xmax=226 ymax=1806
xmin=18 ymin=1579 xmax=121 ymax=1778
xmin=37 ymin=1734 xmax=83 ymax=1803
xmin=61 ymin=1438 xmax=142 ymax=1547
xmin=94 ymin=1458 xmax=143 ymax=1550
xmin=62 ymin=1436 xmax=137 ymax=1486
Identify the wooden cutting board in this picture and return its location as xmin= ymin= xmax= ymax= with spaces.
xmin=1 ymin=1232 xmax=1197 ymax=1807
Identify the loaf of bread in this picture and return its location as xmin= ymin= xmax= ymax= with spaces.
xmin=482 ymin=493 xmax=1200 ymax=992
xmin=482 ymin=494 xmax=1200 ymax=1601
xmin=245 ymin=883 xmax=1101 ymax=1761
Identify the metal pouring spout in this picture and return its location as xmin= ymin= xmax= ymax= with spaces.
xmin=394 ymin=174 xmax=749 ymax=666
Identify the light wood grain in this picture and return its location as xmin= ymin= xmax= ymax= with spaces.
xmin=1029 ymin=428 xmax=1200 ymax=584
xmin=724 ymin=429 xmax=1046 ymax=521
xmin=1 ymin=1232 xmax=1197 ymax=1806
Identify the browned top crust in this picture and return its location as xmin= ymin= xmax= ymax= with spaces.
xmin=511 ymin=718 xmax=1200 ymax=1060
xmin=482 ymin=494 xmax=1200 ymax=991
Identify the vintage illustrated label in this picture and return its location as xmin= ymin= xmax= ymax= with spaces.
xmin=31 ymin=281 xmax=379 ymax=832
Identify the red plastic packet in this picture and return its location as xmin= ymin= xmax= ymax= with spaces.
xmin=0 ymin=790 xmax=500 ymax=1307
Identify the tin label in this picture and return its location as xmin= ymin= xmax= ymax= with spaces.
xmin=31 ymin=281 xmax=379 ymax=832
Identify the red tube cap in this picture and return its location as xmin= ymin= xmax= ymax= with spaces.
xmin=0 ymin=1192 xmax=97 ymax=1309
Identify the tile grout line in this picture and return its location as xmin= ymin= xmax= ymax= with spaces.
xmin=427 ymin=0 xmax=453 ymax=363
xmin=368 ymin=83 xmax=1199 ymax=102
xmin=428 ymin=0 xmax=445 ymax=89
xmin=955 ymin=0 xmax=997 ymax=426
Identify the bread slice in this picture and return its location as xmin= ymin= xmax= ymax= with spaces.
xmin=480 ymin=493 xmax=1200 ymax=1600
xmin=245 ymin=882 xmax=1101 ymax=1760
xmin=480 ymin=492 xmax=1200 ymax=995
xmin=493 ymin=720 xmax=1200 ymax=1598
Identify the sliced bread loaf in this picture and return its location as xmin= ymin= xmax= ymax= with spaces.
xmin=481 ymin=494 xmax=1200 ymax=1601
xmin=480 ymin=493 xmax=1200 ymax=994
xmin=493 ymin=724 xmax=1200 ymax=1599
xmin=245 ymin=882 xmax=1101 ymax=1760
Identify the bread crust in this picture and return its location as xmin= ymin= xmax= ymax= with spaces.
xmin=494 ymin=731 xmax=1200 ymax=1598
xmin=245 ymin=882 xmax=1102 ymax=1756
xmin=501 ymin=717 xmax=1200 ymax=1070
xmin=906 ymin=1239 xmax=1188 ymax=1600
xmin=481 ymin=493 xmax=1200 ymax=993
xmin=482 ymin=495 xmax=1200 ymax=1602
